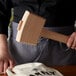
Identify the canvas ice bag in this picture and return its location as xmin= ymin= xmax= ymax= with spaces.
xmin=6 ymin=62 xmax=63 ymax=76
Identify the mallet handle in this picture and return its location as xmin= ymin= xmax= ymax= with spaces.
xmin=41 ymin=28 xmax=69 ymax=44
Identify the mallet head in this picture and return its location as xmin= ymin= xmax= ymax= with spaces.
xmin=16 ymin=11 xmax=46 ymax=45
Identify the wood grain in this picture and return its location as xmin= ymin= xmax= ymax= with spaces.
xmin=41 ymin=28 xmax=69 ymax=44
xmin=16 ymin=11 xmax=45 ymax=45
xmin=51 ymin=66 xmax=76 ymax=76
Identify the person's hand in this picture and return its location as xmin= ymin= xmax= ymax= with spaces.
xmin=0 ymin=47 xmax=15 ymax=74
xmin=0 ymin=34 xmax=15 ymax=74
xmin=67 ymin=32 xmax=76 ymax=50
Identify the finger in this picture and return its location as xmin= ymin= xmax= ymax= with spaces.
xmin=67 ymin=32 xmax=75 ymax=48
xmin=0 ymin=60 xmax=4 ymax=73
xmin=9 ymin=60 xmax=15 ymax=69
xmin=4 ymin=60 xmax=8 ymax=73
xmin=71 ymin=38 xmax=76 ymax=49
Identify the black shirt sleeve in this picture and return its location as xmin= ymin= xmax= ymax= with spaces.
xmin=0 ymin=0 xmax=12 ymax=37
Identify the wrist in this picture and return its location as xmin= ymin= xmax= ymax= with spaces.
xmin=0 ymin=34 xmax=7 ymax=42
xmin=0 ymin=34 xmax=8 ymax=50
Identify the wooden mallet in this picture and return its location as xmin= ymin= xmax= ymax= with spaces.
xmin=16 ymin=11 xmax=69 ymax=45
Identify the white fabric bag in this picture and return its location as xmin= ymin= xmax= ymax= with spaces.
xmin=6 ymin=62 xmax=63 ymax=76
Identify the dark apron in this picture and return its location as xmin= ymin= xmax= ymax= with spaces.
xmin=8 ymin=22 xmax=76 ymax=66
